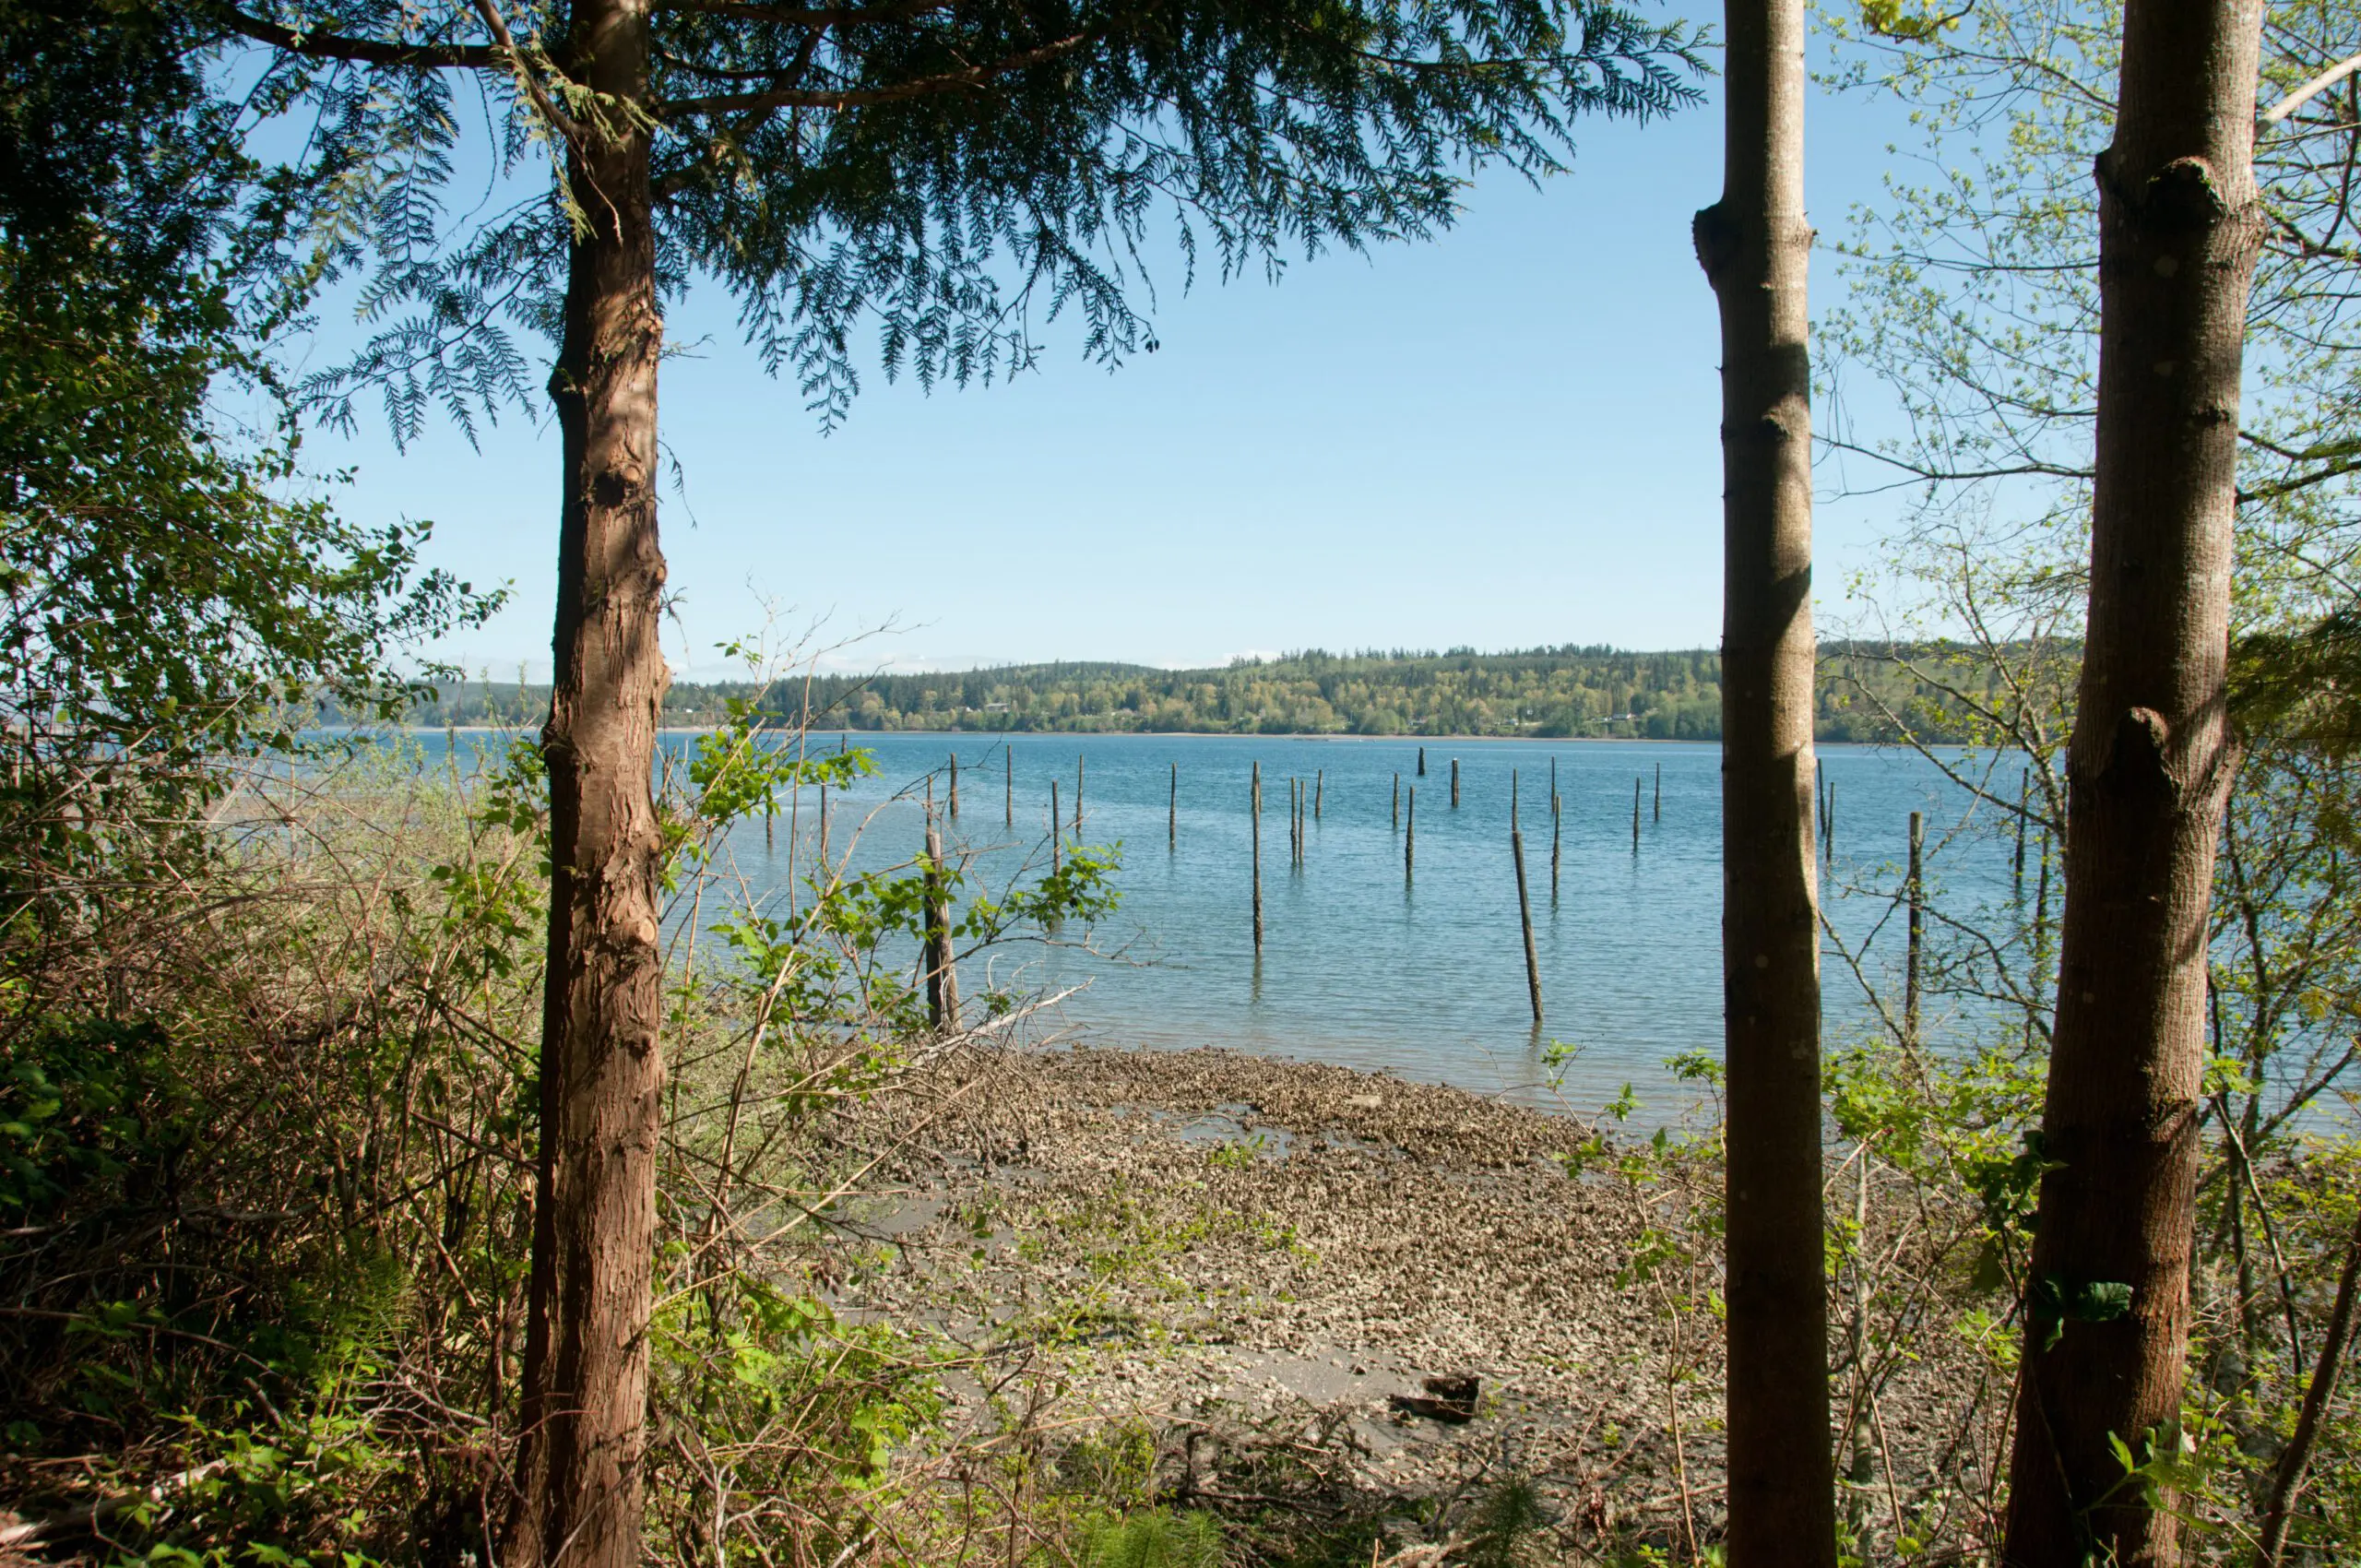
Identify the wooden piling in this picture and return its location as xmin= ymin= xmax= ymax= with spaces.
xmin=1905 ymin=811 xmax=1924 ymax=1047
xmin=2033 ymin=826 xmax=2051 ymax=976
xmin=2012 ymin=766 xmax=2028 ymax=892
xmin=1392 ymin=772 xmax=1401 ymax=829
xmin=1075 ymin=754 xmax=1085 ymax=830
xmin=1824 ymin=779 xmax=1836 ymax=863
xmin=1315 ymin=768 xmax=1323 ymax=819
xmin=1405 ymin=785 xmax=1416 ymax=877
xmin=1289 ymin=778 xmax=1300 ymax=866
xmin=1050 ymin=779 xmax=1061 ymax=877
xmin=1654 ymin=761 xmax=1661 ymax=821
xmin=1169 ymin=761 xmax=1178 ymax=849
xmin=924 ymin=810 xmax=959 ymax=1030
xmin=1551 ymin=792 xmax=1562 ymax=901
xmin=1631 ymin=778 xmax=1642 ymax=849
xmin=1513 ymin=772 xmax=1542 ymax=1023
xmin=949 ymin=752 xmax=960 ymax=819
xmin=1005 ymin=749 xmax=1014 ymax=828
xmin=1451 ymin=757 xmax=1461 ymax=808
xmin=1418 ymin=745 xmax=1427 ymax=777
xmin=1252 ymin=763 xmax=1264 ymax=953
xmin=818 ymin=784 xmax=829 ymax=873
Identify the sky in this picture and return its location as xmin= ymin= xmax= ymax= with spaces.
xmin=303 ymin=33 xmax=1930 ymax=683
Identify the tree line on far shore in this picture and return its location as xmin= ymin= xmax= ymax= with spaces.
xmin=387 ymin=644 xmax=2023 ymax=742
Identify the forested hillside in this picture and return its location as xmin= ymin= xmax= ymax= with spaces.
xmin=401 ymin=644 xmax=2017 ymax=742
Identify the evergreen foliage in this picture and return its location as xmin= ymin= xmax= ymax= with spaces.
xmin=219 ymin=0 xmax=1705 ymax=435
xmin=402 ymin=644 xmax=2021 ymax=742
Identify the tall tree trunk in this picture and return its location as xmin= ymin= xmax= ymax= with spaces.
xmin=2002 ymin=5 xmax=2263 ymax=1564
xmin=1694 ymin=1 xmax=1834 ymax=1561
xmin=506 ymin=0 xmax=667 ymax=1562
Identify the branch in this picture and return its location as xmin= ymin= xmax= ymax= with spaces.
xmin=2265 ymin=50 xmax=2361 ymax=125
xmin=658 ymin=0 xmax=957 ymax=25
xmin=467 ymin=0 xmax=584 ymax=143
xmin=217 ymin=7 xmax=499 ymax=68
xmin=2253 ymin=1203 xmax=2361 ymax=1567
xmin=658 ymin=30 xmax=1089 ymax=117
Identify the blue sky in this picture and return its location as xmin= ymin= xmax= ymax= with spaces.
xmin=303 ymin=36 xmax=1927 ymax=683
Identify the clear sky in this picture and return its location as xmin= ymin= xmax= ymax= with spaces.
xmin=303 ymin=34 xmax=1926 ymax=683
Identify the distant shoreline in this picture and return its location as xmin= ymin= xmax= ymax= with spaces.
xmin=398 ymin=726 xmax=1886 ymax=746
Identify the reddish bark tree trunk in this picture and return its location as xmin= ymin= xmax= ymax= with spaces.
xmin=2002 ymin=4 xmax=2264 ymax=1562
xmin=1694 ymin=0 xmax=1835 ymax=1560
xmin=505 ymin=0 xmax=669 ymax=1562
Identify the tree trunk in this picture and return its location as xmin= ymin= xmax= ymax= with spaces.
xmin=1693 ymin=1 xmax=1834 ymax=1560
xmin=507 ymin=0 xmax=666 ymax=1562
xmin=2003 ymin=4 xmax=2263 ymax=1562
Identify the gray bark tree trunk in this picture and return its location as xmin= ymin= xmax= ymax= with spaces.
xmin=2001 ymin=4 xmax=2264 ymax=1562
xmin=1693 ymin=1 xmax=1835 ymax=1560
xmin=506 ymin=0 xmax=669 ymax=1561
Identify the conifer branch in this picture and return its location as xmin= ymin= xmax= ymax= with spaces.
xmin=658 ymin=31 xmax=1092 ymax=115
xmin=216 ymin=8 xmax=499 ymax=69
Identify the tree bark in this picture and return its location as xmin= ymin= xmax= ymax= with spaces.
xmin=1694 ymin=1 xmax=1834 ymax=1560
xmin=2002 ymin=6 xmax=2264 ymax=1563
xmin=506 ymin=0 xmax=667 ymax=1562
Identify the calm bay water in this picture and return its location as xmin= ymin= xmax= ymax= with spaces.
xmin=651 ymin=731 xmax=2027 ymax=1117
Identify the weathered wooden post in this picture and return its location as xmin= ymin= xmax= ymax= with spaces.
xmin=1654 ymin=761 xmax=1662 ymax=821
xmin=1004 ymin=749 xmax=1014 ymax=829
xmin=1169 ymin=761 xmax=1178 ymax=849
xmin=1405 ymin=786 xmax=1417 ymax=878
xmin=1252 ymin=763 xmax=1264 ymax=953
xmin=1451 ymin=756 xmax=1461 ymax=808
xmin=818 ymin=783 xmax=829 ymax=874
xmin=1824 ymin=779 xmax=1836 ymax=863
xmin=949 ymin=752 xmax=960 ymax=819
xmin=1315 ymin=768 xmax=1323 ymax=819
xmin=1905 ymin=811 xmax=1924 ymax=1048
xmin=924 ymin=809 xmax=959 ymax=1030
xmin=1551 ymin=791 xmax=1562 ymax=902
xmin=1418 ymin=745 xmax=1427 ymax=777
xmin=2012 ymin=766 xmax=2028 ymax=894
xmin=2033 ymin=826 xmax=2051 ymax=980
xmin=1392 ymin=772 xmax=1401 ymax=829
xmin=1631 ymin=778 xmax=1643 ymax=849
xmin=1289 ymin=778 xmax=1300 ymax=866
xmin=1050 ymin=779 xmax=1062 ymax=878
xmin=1513 ymin=770 xmax=1542 ymax=1023
xmin=1074 ymin=754 xmax=1085 ymax=830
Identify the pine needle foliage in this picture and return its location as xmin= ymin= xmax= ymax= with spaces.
xmin=211 ymin=0 xmax=1703 ymax=433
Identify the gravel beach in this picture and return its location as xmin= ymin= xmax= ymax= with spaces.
xmin=835 ymin=1044 xmax=1995 ymax=1554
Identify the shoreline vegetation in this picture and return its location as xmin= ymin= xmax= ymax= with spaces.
xmin=372 ymin=645 xmax=2034 ymax=745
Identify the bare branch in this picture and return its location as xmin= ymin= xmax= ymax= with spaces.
xmin=217 ymin=7 xmax=499 ymax=69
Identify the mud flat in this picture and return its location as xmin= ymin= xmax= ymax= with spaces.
xmin=843 ymin=1045 xmax=1988 ymax=1552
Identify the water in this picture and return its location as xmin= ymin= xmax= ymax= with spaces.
xmin=658 ymin=731 xmax=2027 ymax=1116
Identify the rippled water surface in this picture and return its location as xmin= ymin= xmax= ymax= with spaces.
xmin=565 ymin=731 xmax=2026 ymax=1116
